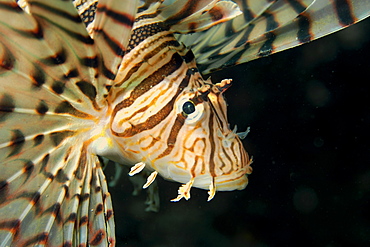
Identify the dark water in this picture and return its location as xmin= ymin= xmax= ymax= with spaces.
xmin=108 ymin=18 xmax=370 ymax=247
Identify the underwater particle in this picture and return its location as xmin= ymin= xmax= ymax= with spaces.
xmin=293 ymin=187 xmax=319 ymax=214
xmin=305 ymin=80 xmax=331 ymax=107
xmin=358 ymin=170 xmax=370 ymax=192
xmin=313 ymin=137 xmax=324 ymax=148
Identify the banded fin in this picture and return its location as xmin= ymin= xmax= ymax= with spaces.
xmin=176 ymin=0 xmax=370 ymax=74
xmin=160 ymin=0 xmax=242 ymax=33
xmin=91 ymin=0 xmax=138 ymax=104
xmin=66 ymin=0 xmax=139 ymax=104
xmin=74 ymin=0 xmax=99 ymax=29
xmin=0 ymin=0 xmax=139 ymax=245
xmin=136 ymin=0 xmax=242 ymax=34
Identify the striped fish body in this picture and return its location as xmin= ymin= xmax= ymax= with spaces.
xmin=92 ymin=2 xmax=252 ymax=201
xmin=0 ymin=1 xmax=247 ymax=245
xmin=0 ymin=0 xmax=369 ymax=246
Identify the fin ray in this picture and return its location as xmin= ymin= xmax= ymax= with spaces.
xmin=175 ymin=0 xmax=370 ymax=74
xmin=0 ymin=0 xmax=137 ymax=245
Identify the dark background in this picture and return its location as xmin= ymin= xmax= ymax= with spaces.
xmin=107 ymin=17 xmax=370 ymax=247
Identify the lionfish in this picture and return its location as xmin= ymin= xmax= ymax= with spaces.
xmin=0 ymin=0 xmax=368 ymax=246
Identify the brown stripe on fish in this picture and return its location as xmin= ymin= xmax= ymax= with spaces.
xmin=164 ymin=1 xmax=203 ymax=26
xmin=112 ymin=70 xmax=191 ymax=137
xmin=333 ymin=0 xmax=356 ymax=26
xmin=155 ymin=113 xmax=186 ymax=159
xmin=112 ymin=52 xmax=184 ymax=109
xmin=115 ymin=33 xmax=182 ymax=88
xmin=208 ymin=109 xmax=216 ymax=178
xmin=54 ymin=101 xmax=94 ymax=119
xmin=0 ymin=94 xmax=15 ymax=122
xmin=297 ymin=14 xmax=312 ymax=43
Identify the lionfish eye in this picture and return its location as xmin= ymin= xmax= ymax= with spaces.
xmin=182 ymin=101 xmax=195 ymax=115
xmin=177 ymin=97 xmax=204 ymax=124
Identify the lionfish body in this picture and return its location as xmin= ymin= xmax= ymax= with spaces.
xmin=96 ymin=2 xmax=252 ymax=199
xmin=0 ymin=0 xmax=369 ymax=245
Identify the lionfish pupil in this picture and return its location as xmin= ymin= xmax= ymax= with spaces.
xmin=182 ymin=101 xmax=196 ymax=115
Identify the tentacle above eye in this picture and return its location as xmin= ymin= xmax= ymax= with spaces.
xmin=236 ymin=126 xmax=250 ymax=140
xmin=214 ymin=79 xmax=233 ymax=93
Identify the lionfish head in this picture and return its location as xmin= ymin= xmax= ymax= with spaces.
xmin=166 ymin=76 xmax=253 ymax=200
xmin=109 ymin=69 xmax=252 ymax=201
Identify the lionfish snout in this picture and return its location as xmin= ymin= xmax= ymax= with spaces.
xmin=205 ymin=79 xmax=253 ymax=191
